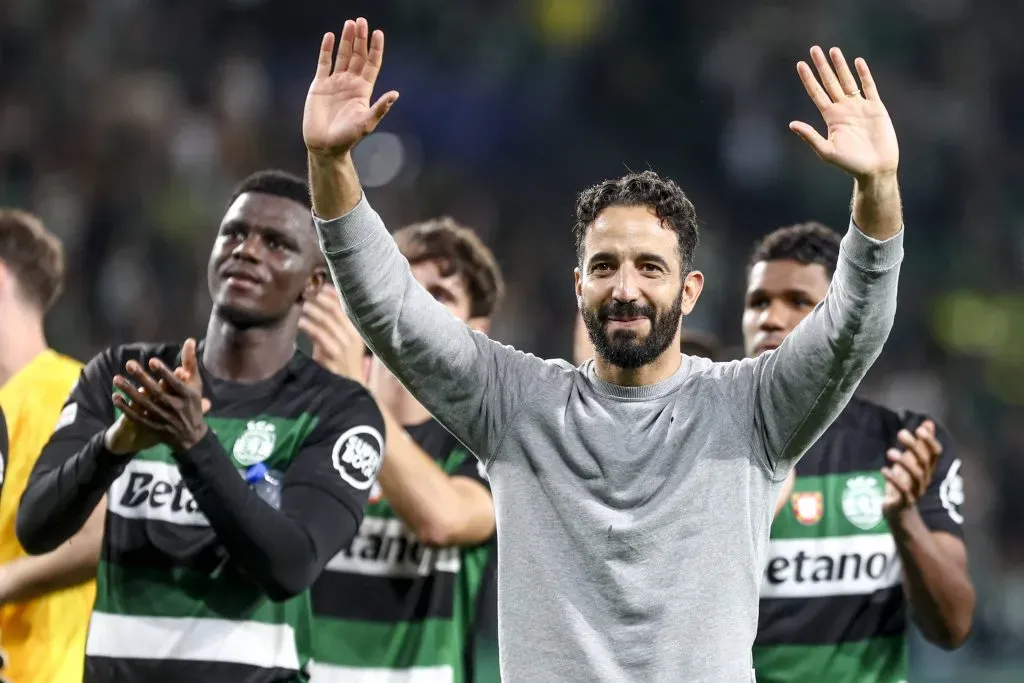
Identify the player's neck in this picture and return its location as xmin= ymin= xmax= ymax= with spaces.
xmin=0 ymin=305 xmax=47 ymax=388
xmin=593 ymin=346 xmax=683 ymax=387
xmin=368 ymin=360 xmax=432 ymax=426
xmin=202 ymin=314 xmax=296 ymax=383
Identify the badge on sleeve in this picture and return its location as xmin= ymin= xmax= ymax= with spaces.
xmin=332 ymin=425 xmax=384 ymax=490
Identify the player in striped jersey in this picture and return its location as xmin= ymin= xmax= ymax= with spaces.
xmin=16 ymin=170 xmax=385 ymax=683
xmin=745 ymin=223 xmax=975 ymax=683
xmin=300 ymin=217 xmax=500 ymax=683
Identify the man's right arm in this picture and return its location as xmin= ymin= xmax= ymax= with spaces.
xmin=16 ymin=350 xmax=126 ymax=555
xmin=310 ymin=155 xmax=536 ymax=461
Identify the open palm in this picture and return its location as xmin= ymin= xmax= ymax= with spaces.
xmin=303 ymin=18 xmax=399 ymax=157
xmin=790 ymin=46 xmax=899 ymax=179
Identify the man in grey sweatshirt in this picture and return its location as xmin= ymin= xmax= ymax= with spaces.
xmin=302 ymin=19 xmax=905 ymax=683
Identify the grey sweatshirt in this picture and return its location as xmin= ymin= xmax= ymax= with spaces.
xmin=315 ymin=195 xmax=902 ymax=683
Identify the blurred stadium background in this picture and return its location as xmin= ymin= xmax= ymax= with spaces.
xmin=1 ymin=0 xmax=1021 ymax=680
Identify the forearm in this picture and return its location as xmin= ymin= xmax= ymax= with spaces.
xmin=313 ymin=183 xmax=524 ymax=458
xmin=889 ymin=508 xmax=975 ymax=649
xmin=17 ymin=432 xmax=126 ymax=555
xmin=0 ymin=501 xmax=103 ymax=605
xmin=759 ymin=224 xmax=902 ymax=465
xmin=375 ymin=409 xmax=490 ymax=546
xmin=852 ymin=173 xmax=902 ymax=241
xmin=308 ymin=152 xmax=363 ymax=221
xmin=173 ymin=431 xmax=357 ymax=600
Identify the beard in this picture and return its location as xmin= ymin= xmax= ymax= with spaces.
xmin=581 ymin=287 xmax=684 ymax=370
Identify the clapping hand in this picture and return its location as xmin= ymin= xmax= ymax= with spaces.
xmin=300 ymin=284 xmax=368 ymax=383
xmin=108 ymin=338 xmax=212 ymax=455
xmin=882 ymin=420 xmax=942 ymax=517
xmin=790 ymin=46 xmax=899 ymax=181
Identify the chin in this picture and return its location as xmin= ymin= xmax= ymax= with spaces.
xmin=215 ymin=301 xmax=278 ymax=329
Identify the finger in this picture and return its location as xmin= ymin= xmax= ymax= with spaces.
xmin=789 ymin=121 xmax=831 ymax=159
xmin=363 ymin=28 xmax=385 ymax=82
xmin=181 ymin=338 xmax=199 ymax=378
xmin=148 ymin=358 xmax=191 ymax=396
xmin=887 ymin=448 xmax=926 ymax=499
xmin=916 ymin=424 xmax=943 ymax=469
xmin=302 ymin=297 xmax=352 ymax=344
xmin=349 ymin=17 xmax=370 ymax=73
xmin=896 ymin=429 xmax=932 ymax=472
xmin=124 ymin=361 xmax=167 ymax=401
xmin=796 ymin=61 xmax=832 ymax=113
xmin=315 ymin=32 xmax=336 ymax=80
xmin=854 ymin=57 xmax=880 ymax=100
xmin=201 ymin=397 xmax=212 ymax=414
xmin=298 ymin=316 xmax=344 ymax=358
xmin=828 ymin=47 xmax=860 ymax=97
xmin=881 ymin=467 xmax=913 ymax=505
xmin=113 ymin=376 xmax=174 ymax=423
xmin=809 ymin=45 xmax=845 ymax=102
xmin=113 ymin=394 xmax=165 ymax=432
xmin=363 ymin=91 xmax=399 ymax=135
xmin=337 ymin=19 xmax=356 ymax=72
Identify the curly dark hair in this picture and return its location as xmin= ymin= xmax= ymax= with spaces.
xmin=0 ymin=209 xmax=65 ymax=312
xmin=747 ymin=222 xmax=841 ymax=278
xmin=573 ymin=170 xmax=700 ymax=273
xmin=229 ymin=169 xmax=311 ymax=211
xmin=394 ymin=217 xmax=504 ymax=319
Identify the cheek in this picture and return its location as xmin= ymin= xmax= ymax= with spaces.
xmin=740 ymin=310 xmax=758 ymax=337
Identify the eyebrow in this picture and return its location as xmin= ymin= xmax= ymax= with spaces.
xmin=221 ymin=220 xmax=302 ymax=248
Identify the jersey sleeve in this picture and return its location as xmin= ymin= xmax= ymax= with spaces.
xmin=282 ymin=383 xmax=387 ymax=519
xmin=17 ymin=349 xmax=124 ymax=554
xmin=903 ymin=412 xmax=965 ymax=538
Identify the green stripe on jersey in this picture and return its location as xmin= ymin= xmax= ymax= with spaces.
xmin=310 ymin=446 xmax=491 ymax=680
xmin=753 ymin=636 xmax=907 ymax=683
xmin=771 ymin=471 xmax=891 ymax=540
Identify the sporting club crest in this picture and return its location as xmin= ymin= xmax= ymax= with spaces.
xmin=232 ymin=420 xmax=277 ymax=466
xmin=791 ymin=491 xmax=823 ymax=525
xmin=841 ymin=475 xmax=884 ymax=531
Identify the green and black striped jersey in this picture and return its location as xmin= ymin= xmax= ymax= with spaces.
xmin=754 ymin=397 xmax=965 ymax=683
xmin=34 ymin=342 xmax=384 ymax=683
xmin=309 ymin=419 xmax=494 ymax=683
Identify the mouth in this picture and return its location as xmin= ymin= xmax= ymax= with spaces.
xmin=221 ymin=269 xmax=267 ymax=292
xmin=755 ymin=338 xmax=784 ymax=355
xmin=606 ymin=316 xmax=648 ymax=328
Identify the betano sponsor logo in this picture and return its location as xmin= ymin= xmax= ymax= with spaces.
xmin=760 ymin=534 xmax=901 ymax=599
xmin=325 ymin=517 xmax=460 ymax=579
xmin=108 ymin=460 xmax=209 ymax=526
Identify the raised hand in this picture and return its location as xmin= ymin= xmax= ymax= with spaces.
xmin=300 ymin=284 xmax=368 ymax=383
xmin=790 ymin=46 xmax=898 ymax=181
xmin=303 ymin=18 xmax=400 ymax=159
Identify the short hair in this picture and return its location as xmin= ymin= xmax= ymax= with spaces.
xmin=394 ymin=217 xmax=504 ymax=319
xmin=681 ymin=329 xmax=721 ymax=360
xmin=0 ymin=209 xmax=65 ymax=312
xmin=747 ymin=222 xmax=842 ymax=278
xmin=573 ymin=170 xmax=700 ymax=273
xmin=229 ymin=169 xmax=311 ymax=211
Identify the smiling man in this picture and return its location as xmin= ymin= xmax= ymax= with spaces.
xmin=302 ymin=19 xmax=906 ymax=682
xmin=17 ymin=170 xmax=385 ymax=683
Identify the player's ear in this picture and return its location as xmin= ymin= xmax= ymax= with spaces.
xmin=300 ymin=266 xmax=328 ymax=303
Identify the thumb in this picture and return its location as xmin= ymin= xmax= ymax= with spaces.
xmin=201 ymin=398 xmax=212 ymax=414
xmin=182 ymin=338 xmax=198 ymax=376
xmin=363 ymin=90 xmax=399 ymax=134
xmin=789 ymin=121 xmax=831 ymax=160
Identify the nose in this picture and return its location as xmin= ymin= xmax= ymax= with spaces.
xmin=758 ymin=299 xmax=787 ymax=332
xmin=230 ymin=234 xmax=262 ymax=263
xmin=611 ymin=268 xmax=640 ymax=304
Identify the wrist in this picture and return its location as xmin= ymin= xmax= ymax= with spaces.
xmin=175 ymin=424 xmax=210 ymax=453
xmin=307 ymin=152 xmax=361 ymax=221
xmin=854 ymin=170 xmax=899 ymax=195
xmin=103 ymin=424 xmax=135 ymax=456
xmin=885 ymin=505 xmax=924 ymax=536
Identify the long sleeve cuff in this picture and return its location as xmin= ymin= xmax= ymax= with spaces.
xmin=842 ymin=220 xmax=904 ymax=273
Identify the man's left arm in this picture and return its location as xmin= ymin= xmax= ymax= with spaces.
xmin=885 ymin=416 xmax=975 ymax=650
